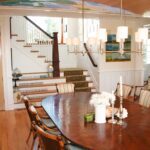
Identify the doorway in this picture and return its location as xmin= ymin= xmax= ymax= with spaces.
xmin=0 ymin=30 xmax=4 ymax=110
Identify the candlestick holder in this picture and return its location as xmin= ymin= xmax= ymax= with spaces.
xmin=117 ymin=96 xmax=125 ymax=125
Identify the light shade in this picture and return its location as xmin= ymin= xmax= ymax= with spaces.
xmin=135 ymin=32 xmax=141 ymax=43
xmin=116 ymin=26 xmax=128 ymax=42
xmin=137 ymin=28 xmax=148 ymax=42
xmin=72 ymin=37 xmax=80 ymax=46
xmin=99 ymin=28 xmax=107 ymax=42
xmin=66 ymin=38 xmax=72 ymax=45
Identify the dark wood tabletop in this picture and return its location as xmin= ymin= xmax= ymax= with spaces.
xmin=42 ymin=92 xmax=150 ymax=150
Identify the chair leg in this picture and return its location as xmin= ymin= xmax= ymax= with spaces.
xmin=26 ymin=128 xmax=32 ymax=143
xmin=31 ymin=132 xmax=37 ymax=150
xmin=38 ymin=137 xmax=44 ymax=150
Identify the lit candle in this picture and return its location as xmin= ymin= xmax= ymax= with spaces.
xmin=120 ymin=76 xmax=123 ymax=97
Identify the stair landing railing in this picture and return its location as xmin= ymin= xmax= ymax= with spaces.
xmin=10 ymin=16 xmax=60 ymax=77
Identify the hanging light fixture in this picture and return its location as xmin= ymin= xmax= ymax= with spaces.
xmin=66 ymin=0 xmax=101 ymax=54
xmin=99 ymin=28 xmax=107 ymax=54
xmin=66 ymin=0 xmax=86 ymax=54
xmin=66 ymin=0 xmax=147 ymax=56
xmin=135 ymin=27 xmax=148 ymax=54
xmin=116 ymin=0 xmax=128 ymax=55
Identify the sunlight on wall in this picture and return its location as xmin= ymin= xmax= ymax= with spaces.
xmin=144 ymin=39 xmax=150 ymax=64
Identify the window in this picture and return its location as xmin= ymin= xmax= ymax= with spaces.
xmin=27 ymin=16 xmax=67 ymax=43
xmin=144 ymin=39 xmax=150 ymax=64
xmin=144 ymin=27 xmax=150 ymax=64
xmin=78 ymin=18 xmax=100 ymax=42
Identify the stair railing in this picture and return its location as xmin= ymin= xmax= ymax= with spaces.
xmin=83 ymin=43 xmax=98 ymax=67
xmin=11 ymin=16 xmax=60 ymax=77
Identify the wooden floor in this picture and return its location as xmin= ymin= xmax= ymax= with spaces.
xmin=0 ymin=109 xmax=32 ymax=150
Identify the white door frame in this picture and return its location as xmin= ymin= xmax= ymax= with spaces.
xmin=0 ymin=16 xmax=14 ymax=110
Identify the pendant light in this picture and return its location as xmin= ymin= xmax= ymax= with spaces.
xmin=116 ymin=0 xmax=128 ymax=55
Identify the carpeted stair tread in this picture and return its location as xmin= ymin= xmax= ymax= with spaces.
xmin=75 ymin=87 xmax=92 ymax=92
xmin=72 ymin=81 xmax=90 ymax=88
xmin=66 ymin=75 xmax=88 ymax=82
xmin=60 ymin=68 xmax=86 ymax=71
xmin=64 ymin=70 xmax=84 ymax=76
xmin=63 ymin=69 xmax=95 ymax=92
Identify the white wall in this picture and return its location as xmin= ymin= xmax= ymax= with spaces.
xmin=59 ymin=45 xmax=77 ymax=69
xmin=12 ymin=40 xmax=78 ymax=73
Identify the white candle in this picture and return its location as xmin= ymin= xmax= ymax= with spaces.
xmin=120 ymin=76 xmax=123 ymax=97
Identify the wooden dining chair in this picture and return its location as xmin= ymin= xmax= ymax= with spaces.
xmin=115 ymin=83 xmax=133 ymax=98
xmin=29 ymin=105 xmax=60 ymax=150
xmin=23 ymin=97 xmax=56 ymax=148
xmin=133 ymin=85 xmax=145 ymax=101
xmin=23 ymin=96 xmax=36 ymax=144
xmin=34 ymin=124 xmax=86 ymax=150
xmin=139 ymin=90 xmax=150 ymax=108
xmin=28 ymin=105 xmax=57 ymax=130
xmin=57 ymin=83 xmax=75 ymax=94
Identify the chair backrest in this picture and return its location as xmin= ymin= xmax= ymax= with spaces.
xmin=139 ymin=90 xmax=150 ymax=108
xmin=133 ymin=86 xmax=145 ymax=101
xmin=116 ymin=83 xmax=133 ymax=98
xmin=147 ymin=77 xmax=150 ymax=90
xmin=57 ymin=83 xmax=75 ymax=94
xmin=28 ymin=105 xmax=43 ymax=126
xmin=23 ymin=96 xmax=34 ymax=122
xmin=35 ymin=124 xmax=64 ymax=150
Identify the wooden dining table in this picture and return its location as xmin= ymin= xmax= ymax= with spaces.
xmin=42 ymin=92 xmax=150 ymax=150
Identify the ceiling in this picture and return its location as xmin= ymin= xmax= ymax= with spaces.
xmin=0 ymin=0 xmax=149 ymax=17
xmin=89 ymin=0 xmax=150 ymax=15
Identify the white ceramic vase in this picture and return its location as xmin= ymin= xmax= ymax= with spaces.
xmin=95 ymin=104 xmax=106 ymax=123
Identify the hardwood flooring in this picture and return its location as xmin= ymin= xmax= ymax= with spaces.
xmin=0 ymin=109 xmax=32 ymax=150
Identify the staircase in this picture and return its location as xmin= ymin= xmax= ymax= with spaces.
xmin=62 ymin=69 xmax=96 ymax=92
xmin=13 ymin=69 xmax=96 ymax=104
xmin=11 ymin=16 xmax=54 ymax=72
xmin=11 ymin=16 xmax=97 ymax=107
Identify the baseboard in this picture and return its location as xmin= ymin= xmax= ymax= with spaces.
xmin=0 ymin=105 xmax=4 ymax=110
xmin=14 ymin=103 xmax=25 ymax=109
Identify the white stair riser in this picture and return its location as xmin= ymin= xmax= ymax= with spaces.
xmin=86 ymin=76 xmax=91 ymax=81
xmin=60 ymin=72 xmax=64 ymax=77
xmin=21 ymin=73 xmax=49 ymax=79
xmin=88 ymin=82 xmax=94 ymax=87
xmin=21 ymin=72 xmax=63 ymax=79
xmin=91 ymin=89 xmax=97 ymax=92
xmin=83 ymin=71 xmax=88 ymax=75
xmin=18 ymin=86 xmax=56 ymax=92
xmin=17 ymin=78 xmax=66 ymax=86
xmin=27 ymin=92 xmax=57 ymax=98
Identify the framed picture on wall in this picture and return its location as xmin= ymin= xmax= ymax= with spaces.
xmin=106 ymin=34 xmax=131 ymax=62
